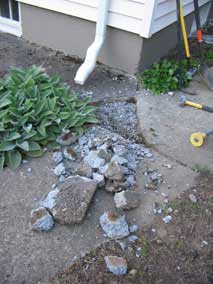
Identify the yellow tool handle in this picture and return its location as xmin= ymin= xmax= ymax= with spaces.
xmin=185 ymin=100 xmax=202 ymax=109
xmin=180 ymin=0 xmax=190 ymax=58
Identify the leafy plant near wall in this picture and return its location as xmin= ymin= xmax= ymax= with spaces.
xmin=0 ymin=66 xmax=97 ymax=170
xmin=141 ymin=59 xmax=199 ymax=95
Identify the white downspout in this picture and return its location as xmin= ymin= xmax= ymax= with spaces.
xmin=74 ymin=0 xmax=110 ymax=85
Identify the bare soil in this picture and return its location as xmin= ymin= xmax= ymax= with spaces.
xmin=51 ymin=172 xmax=213 ymax=284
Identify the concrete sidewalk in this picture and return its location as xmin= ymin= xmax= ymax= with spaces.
xmin=137 ymin=80 xmax=213 ymax=170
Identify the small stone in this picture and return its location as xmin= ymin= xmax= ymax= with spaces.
xmin=114 ymin=191 xmax=141 ymax=210
xmin=127 ymin=161 xmax=137 ymax=171
xmin=59 ymin=175 xmax=65 ymax=183
xmin=150 ymin=172 xmax=158 ymax=181
xmin=168 ymin=91 xmax=174 ymax=96
xmin=52 ymin=151 xmax=63 ymax=165
xmin=129 ymin=269 xmax=137 ymax=277
xmin=76 ymin=162 xmax=93 ymax=178
xmin=126 ymin=175 xmax=136 ymax=188
xmin=84 ymin=151 xmax=105 ymax=169
xmin=40 ymin=188 xmax=60 ymax=209
xmin=63 ymin=148 xmax=77 ymax=161
xmin=145 ymin=181 xmax=157 ymax=190
xmin=163 ymin=164 xmax=173 ymax=169
xmin=92 ymin=172 xmax=105 ymax=187
xmin=129 ymin=224 xmax=138 ymax=233
xmin=188 ymin=194 xmax=197 ymax=203
xmin=116 ymin=240 xmax=126 ymax=251
xmin=99 ymin=211 xmax=129 ymax=239
xmin=54 ymin=163 xmax=66 ymax=176
xmin=104 ymin=161 xmax=124 ymax=182
xmin=104 ymin=256 xmax=127 ymax=276
xmin=146 ymin=153 xmax=153 ymax=158
xmin=78 ymin=136 xmax=88 ymax=146
xmin=56 ymin=131 xmax=77 ymax=146
xmin=99 ymin=163 xmax=109 ymax=175
xmin=97 ymin=149 xmax=112 ymax=162
xmin=111 ymin=155 xmax=128 ymax=165
xmin=31 ymin=207 xmax=54 ymax=232
xmin=113 ymin=145 xmax=127 ymax=156
xmin=162 ymin=215 xmax=172 ymax=224
xmin=128 ymin=235 xmax=138 ymax=243
xmin=27 ymin=168 xmax=32 ymax=173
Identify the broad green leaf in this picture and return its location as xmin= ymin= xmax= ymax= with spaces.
xmin=0 ymin=98 xmax=11 ymax=108
xmin=26 ymin=149 xmax=43 ymax=157
xmin=16 ymin=141 xmax=29 ymax=152
xmin=4 ymin=132 xmax=21 ymax=141
xmin=23 ymin=124 xmax=32 ymax=133
xmin=85 ymin=116 xmax=99 ymax=124
xmin=5 ymin=150 xmax=22 ymax=169
xmin=22 ymin=130 xmax=37 ymax=140
xmin=28 ymin=141 xmax=42 ymax=152
xmin=0 ymin=141 xmax=16 ymax=151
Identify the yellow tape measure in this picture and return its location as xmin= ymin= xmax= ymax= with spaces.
xmin=190 ymin=132 xmax=206 ymax=147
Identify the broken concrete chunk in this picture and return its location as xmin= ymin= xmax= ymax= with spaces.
xmin=104 ymin=180 xmax=126 ymax=193
xmin=111 ymin=155 xmax=128 ymax=165
xmin=54 ymin=163 xmax=66 ymax=176
xmin=114 ymin=191 xmax=141 ymax=210
xmin=113 ymin=145 xmax=127 ymax=156
xmin=92 ymin=172 xmax=105 ymax=187
xmin=56 ymin=131 xmax=78 ymax=146
xmin=97 ymin=149 xmax=112 ymax=162
xmin=104 ymin=161 xmax=124 ymax=182
xmin=104 ymin=256 xmax=127 ymax=275
xmin=162 ymin=215 xmax=172 ymax=224
xmin=51 ymin=176 xmax=97 ymax=224
xmin=63 ymin=148 xmax=77 ymax=161
xmin=129 ymin=224 xmax=138 ymax=233
xmin=100 ymin=211 xmax=129 ymax=239
xmin=76 ymin=162 xmax=93 ymax=178
xmin=83 ymin=151 xmax=105 ymax=169
xmin=128 ymin=235 xmax=138 ymax=243
xmin=52 ymin=151 xmax=63 ymax=165
xmin=126 ymin=175 xmax=136 ymax=188
xmin=40 ymin=188 xmax=60 ymax=209
xmin=31 ymin=207 xmax=54 ymax=232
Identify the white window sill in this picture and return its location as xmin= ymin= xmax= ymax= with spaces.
xmin=0 ymin=16 xmax=22 ymax=37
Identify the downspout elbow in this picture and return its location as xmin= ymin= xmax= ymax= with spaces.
xmin=74 ymin=0 xmax=110 ymax=85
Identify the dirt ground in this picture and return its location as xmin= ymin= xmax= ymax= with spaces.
xmin=51 ymin=172 xmax=213 ymax=284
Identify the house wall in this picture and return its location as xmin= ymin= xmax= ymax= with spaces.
xmin=19 ymin=1 xmax=211 ymax=74
xmin=17 ymin=0 xmax=211 ymax=38
xmin=152 ymin=0 xmax=210 ymax=34
xmin=18 ymin=0 xmax=148 ymax=37
xmin=20 ymin=3 xmax=143 ymax=74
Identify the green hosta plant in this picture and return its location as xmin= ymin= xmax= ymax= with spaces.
xmin=0 ymin=66 xmax=98 ymax=170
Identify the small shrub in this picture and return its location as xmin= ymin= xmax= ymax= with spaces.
xmin=141 ymin=59 xmax=197 ymax=95
xmin=0 ymin=66 xmax=97 ymax=170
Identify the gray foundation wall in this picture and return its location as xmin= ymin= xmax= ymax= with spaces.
xmin=20 ymin=3 xmax=208 ymax=75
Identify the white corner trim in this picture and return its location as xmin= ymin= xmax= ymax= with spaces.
xmin=0 ymin=16 xmax=22 ymax=37
xmin=140 ymin=0 xmax=156 ymax=38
